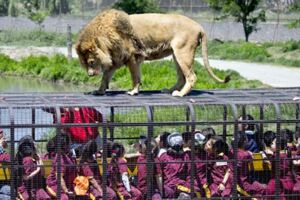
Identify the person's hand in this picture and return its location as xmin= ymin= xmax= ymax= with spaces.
xmin=65 ymin=190 xmax=73 ymax=195
xmin=218 ymin=183 xmax=225 ymax=191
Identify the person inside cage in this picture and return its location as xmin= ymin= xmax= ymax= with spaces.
xmin=77 ymin=140 xmax=117 ymax=199
xmin=0 ymin=129 xmax=10 ymax=162
xmin=182 ymin=131 xmax=193 ymax=152
xmin=204 ymin=135 xmax=232 ymax=198
xmin=43 ymin=106 xmax=103 ymax=156
xmin=201 ymin=127 xmax=216 ymax=139
xmin=262 ymin=130 xmax=276 ymax=157
xmin=231 ymin=131 xmax=267 ymax=198
xmin=266 ymin=131 xmax=295 ymax=198
xmin=46 ymin=133 xmax=77 ymax=200
xmin=15 ymin=135 xmax=51 ymax=200
xmin=292 ymin=128 xmax=300 ymax=193
xmin=186 ymin=131 xmax=210 ymax=198
xmin=42 ymin=136 xmax=56 ymax=160
xmin=134 ymin=137 xmax=162 ymax=199
xmin=281 ymin=128 xmax=296 ymax=152
xmin=155 ymin=131 xmax=171 ymax=158
xmin=238 ymin=114 xmax=261 ymax=153
xmin=108 ymin=142 xmax=142 ymax=200
xmin=159 ymin=132 xmax=193 ymax=199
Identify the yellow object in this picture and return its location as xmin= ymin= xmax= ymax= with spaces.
xmin=203 ymin=184 xmax=211 ymax=198
xmin=0 ymin=163 xmax=10 ymax=181
xmin=249 ymin=153 xmax=271 ymax=171
xmin=74 ymin=176 xmax=89 ymax=196
xmin=237 ymin=185 xmax=250 ymax=196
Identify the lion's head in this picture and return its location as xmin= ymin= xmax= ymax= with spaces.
xmin=76 ymin=36 xmax=113 ymax=76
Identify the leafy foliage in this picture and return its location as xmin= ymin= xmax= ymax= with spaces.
xmin=0 ymin=54 xmax=263 ymax=89
xmin=113 ymin=0 xmax=161 ymax=14
xmin=205 ymin=0 xmax=266 ymax=42
xmin=0 ymin=0 xmax=9 ymax=16
xmin=20 ymin=0 xmax=48 ymax=26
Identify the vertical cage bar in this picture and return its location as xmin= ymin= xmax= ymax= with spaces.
xmin=32 ymin=108 xmax=36 ymax=141
xmin=296 ymin=103 xmax=299 ymax=133
xmin=230 ymin=103 xmax=238 ymax=198
xmin=55 ymin=107 xmax=62 ymax=199
xmin=223 ymin=105 xmax=227 ymax=142
xmin=186 ymin=106 xmax=190 ymax=132
xmin=187 ymin=103 xmax=196 ymax=198
xmin=259 ymin=104 xmax=264 ymax=151
xmin=101 ymin=107 xmax=108 ymax=200
xmin=110 ymin=107 xmax=115 ymax=141
xmin=145 ymin=105 xmax=154 ymax=200
xmin=8 ymin=106 xmax=16 ymax=199
xmin=273 ymin=103 xmax=281 ymax=200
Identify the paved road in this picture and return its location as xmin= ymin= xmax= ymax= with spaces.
xmin=196 ymin=58 xmax=300 ymax=87
xmin=1 ymin=46 xmax=300 ymax=87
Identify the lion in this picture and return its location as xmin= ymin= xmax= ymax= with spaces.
xmin=76 ymin=9 xmax=230 ymax=97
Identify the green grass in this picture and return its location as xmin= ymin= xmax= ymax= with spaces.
xmin=0 ymin=53 xmax=264 ymax=90
xmin=202 ymin=40 xmax=300 ymax=67
xmin=0 ymin=29 xmax=76 ymax=46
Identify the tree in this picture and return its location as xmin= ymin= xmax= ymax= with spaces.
xmin=20 ymin=0 xmax=48 ymax=28
xmin=8 ymin=0 xmax=18 ymax=17
xmin=113 ymin=0 xmax=161 ymax=14
xmin=0 ymin=0 xmax=9 ymax=16
xmin=288 ymin=1 xmax=300 ymax=28
xmin=205 ymin=0 xmax=266 ymax=42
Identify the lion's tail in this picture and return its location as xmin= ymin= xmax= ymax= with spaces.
xmin=200 ymin=28 xmax=230 ymax=83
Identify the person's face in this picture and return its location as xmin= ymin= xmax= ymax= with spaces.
xmin=204 ymin=138 xmax=213 ymax=154
xmin=271 ymin=138 xmax=276 ymax=152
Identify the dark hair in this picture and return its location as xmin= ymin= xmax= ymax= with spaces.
xmin=201 ymin=127 xmax=216 ymax=139
xmin=160 ymin=132 xmax=171 ymax=148
xmin=240 ymin=114 xmax=255 ymax=131
xmin=53 ymin=133 xmax=71 ymax=153
xmin=15 ymin=135 xmax=38 ymax=187
xmin=212 ymin=136 xmax=229 ymax=156
xmin=264 ymin=131 xmax=276 ymax=148
xmin=111 ymin=142 xmax=125 ymax=188
xmin=233 ymin=131 xmax=248 ymax=149
xmin=80 ymin=140 xmax=98 ymax=163
xmin=46 ymin=137 xmax=56 ymax=154
xmin=280 ymin=128 xmax=294 ymax=143
xmin=278 ymin=131 xmax=288 ymax=151
xmin=182 ymin=131 xmax=192 ymax=144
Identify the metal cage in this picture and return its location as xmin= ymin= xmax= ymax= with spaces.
xmin=0 ymin=87 xmax=300 ymax=199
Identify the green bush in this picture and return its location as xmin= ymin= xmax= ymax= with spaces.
xmin=0 ymin=53 xmax=263 ymax=90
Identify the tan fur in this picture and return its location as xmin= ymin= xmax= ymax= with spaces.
xmin=76 ymin=9 xmax=230 ymax=97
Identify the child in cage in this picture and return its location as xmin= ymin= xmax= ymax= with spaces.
xmin=182 ymin=131 xmax=192 ymax=152
xmin=204 ymin=135 xmax=232 ymax=198
xmin=77 ymin=140 xmax=117 ymax=200
xmin=238 ymin=114 xmax=261 ymax=153
xmin=16 ymin=135 xmax=50 ymax=200
xmin=156 ymin=131 xmax=171 ymax=158
xmin=233 ymin=132 xmax=267 ymax=197
xmin=186 ymin=132 xmax=211 ymax=198
xmin=291 ymin=129 xmax=300 ymax=193
xmin=42 ymin=136 xmax=56 ymax=160
xmin=135 ymin=137 xmax=162 ymax=199
xmin=46 ymin=133 xmax=77 ymax=200
xmin=108 ymin=142 xmax=142 ymax=200
xmin=281 ymin=128 xmax=297 ymax=152
xmin=266 ymin=131 xmax=295 ymax=198
xmin=159 ymin=132 xmax=192 ymax=199
xmin=0 ymin=129 xmax=10 ymax=162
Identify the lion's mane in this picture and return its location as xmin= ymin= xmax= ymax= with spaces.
xmin=76 ymin=9 xmax=145 ymax=68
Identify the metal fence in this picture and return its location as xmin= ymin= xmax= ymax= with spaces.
xmin=0 ymin=87 xmax=300 ymax=199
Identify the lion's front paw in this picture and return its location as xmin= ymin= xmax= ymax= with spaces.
xmin=84 ymin=90 xmax=105 ymax=96
xmin=172 ymin=90 xmax=184 ymax=97
xmin=127 ymin=89 xmax=139 ymax=96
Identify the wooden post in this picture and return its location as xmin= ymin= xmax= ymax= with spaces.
xmin=67 ymin=25 xmax=72 ymax=60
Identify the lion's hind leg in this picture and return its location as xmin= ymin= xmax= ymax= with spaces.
xmin=166 ymin=54 xmax=186 ymax=94
xmin=171 ymin=47 xmax=197 ymax=97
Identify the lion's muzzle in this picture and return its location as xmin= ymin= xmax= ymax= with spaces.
xmin=88 ymin=69 xmax=97 ymax=76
